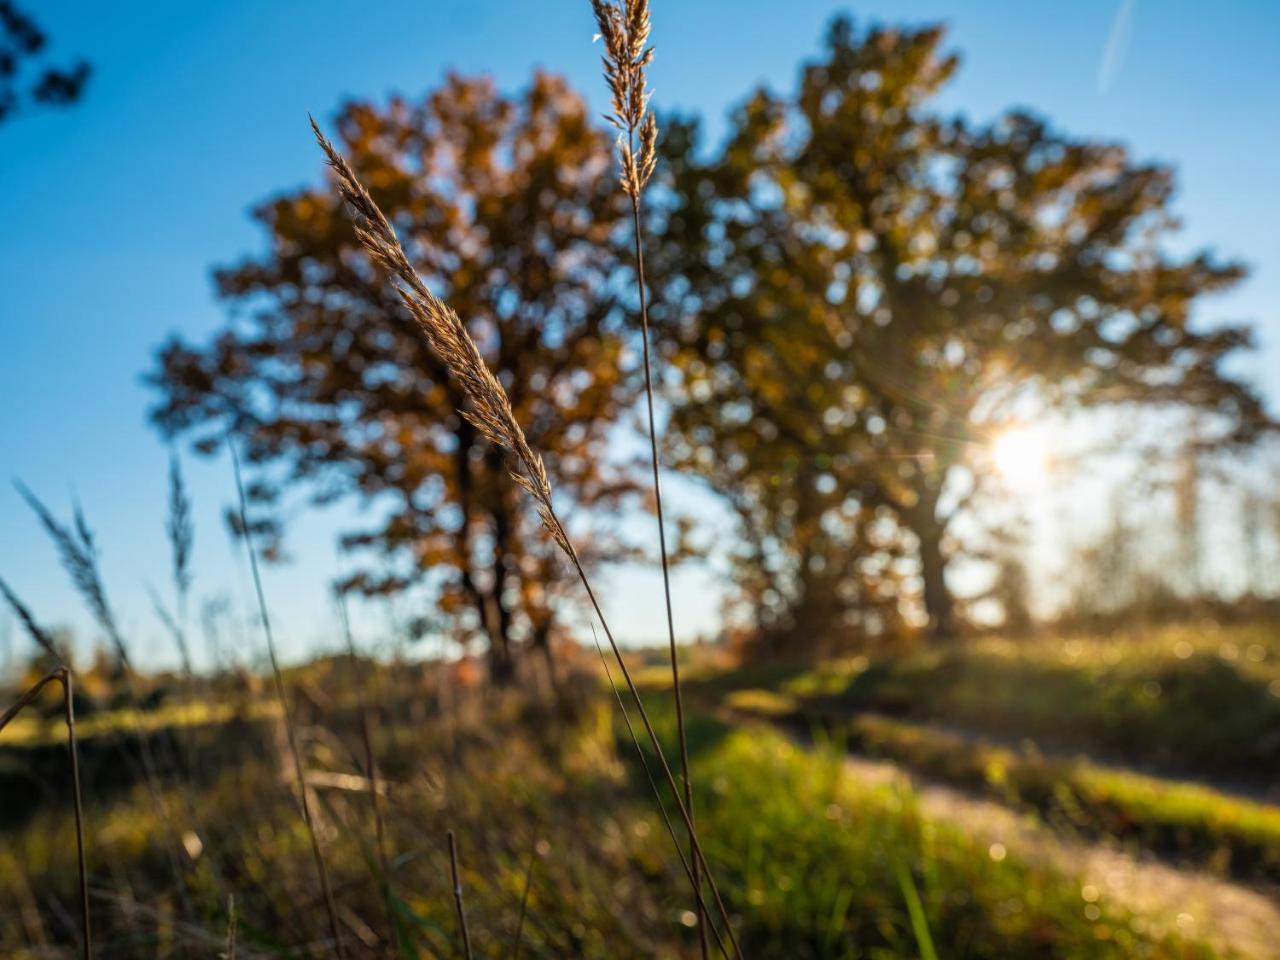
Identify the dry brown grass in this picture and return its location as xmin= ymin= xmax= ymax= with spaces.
xmin=0 ymin=666 xmax=90 ymax=960
xmin=590 ymin=1 xmax=707 ymax=952
xmin=591 ymin=0 xmax=658 ymax=199
xmin=229 ymin=439 xmax=347 ymax=959
xmin=336 ymin=584 xmax=397 ymax=955
xmin=310 ymin=108 xmax=743 ymax=958
xmin=447 ymin=829 xmax=474 ymax=959
xmin=18 ymin=484 xmax=200 ymax=917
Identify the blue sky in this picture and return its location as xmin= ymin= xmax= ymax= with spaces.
xmin=2 ymin=0 xmax=1277 ymax=669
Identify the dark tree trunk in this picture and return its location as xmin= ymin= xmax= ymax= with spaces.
xmin=453 ymin=420 xmax=518 ymax=682
xmin=479 ymin=583 xmax=516 ymax=686
xmin=916 ymin=523 xmax=954 ymax=639
xmin=486 ymin=635 xmax=515 ymax=685
xmin=530 ymin=620 xmax=562 ymax=702
xmin=486 ymin=479 xmax=519 ymax=686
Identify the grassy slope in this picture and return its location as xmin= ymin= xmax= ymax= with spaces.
xmin=2 ymin=676 xmax=1227 ymax=958
xmin=692 ymin=621 xmax=1280 ymax=886
xmin=692 ymin=622 xmax=1280 ymax=782
xmin=663 ymin=708 xmax=1218 ymax=959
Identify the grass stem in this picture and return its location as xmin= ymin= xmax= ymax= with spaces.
xmin=448 ymin=830 xmax=474 ymax=960
xmin=310 ymin=119 xmax=741 ymax=958
xmin=336 ymin=585 xmax=398 ymax=957
xmin=229 ymin=438 xmax=346 ymax=959
xmin=511 ymin=843 xmax=536 ymax=960
xmin=0 ymin=667 xmax=91 ymax=960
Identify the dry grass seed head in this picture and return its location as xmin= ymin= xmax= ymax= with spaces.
xmin=15 ymin=483 xmax=131 ymax=670
xmin=166 ymin=453 xmax=195 ymax=600
xmin=310 ymin=118 xmax=564 ymax=554
xmin=315 ymin=115 xmax=740 ymax=956
xmin=0 ymin=576 xmax=63 ymax=663
xmin=591 ymin=0 xmax=658 ymax=198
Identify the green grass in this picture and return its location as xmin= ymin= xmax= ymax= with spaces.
xmin=0 ymin=696 xmax=262 ymax=747
xmin=733 ymin=706 xmax=1280 ymax=885
xmin=692 ymin=622 xmax=1280 ymax=782
xmin=689 ymin=622 xmax=1280 ymax=891
xmin=2 ymin=677 xmax=1230 ymax=958
xmin=666 ymin=711 xmax=1218 ymax=959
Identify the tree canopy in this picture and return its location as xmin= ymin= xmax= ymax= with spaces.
xmin=151 ymin=72 xmax=642 ymax=680
xmin=649 ymin=18 xmax=1269 ymax=641
xmin=152 ymin=19 xmax=1272 ymax=662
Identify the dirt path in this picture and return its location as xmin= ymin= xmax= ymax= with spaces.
xmin=880 ymin=712 xmax=1279 ymax=806
xmin=710 ymin=702 xmax=1280 ymax=958
xmin=837 ymin=747 xmax=1280 ymax=959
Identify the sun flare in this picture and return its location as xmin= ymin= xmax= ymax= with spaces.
xmin=990 ymin=425 xmax=1051 ymax=487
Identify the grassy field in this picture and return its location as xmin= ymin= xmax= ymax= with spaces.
xmin=688 ymin=622 xmax=1280 ymax=783
xmin=5 ymin=626 xmax=1275 ymax=957
xmin=680 ymin=622 xmax=1280 ymax=894
xmin=4 ymin=1 xmax=1275 ymax=956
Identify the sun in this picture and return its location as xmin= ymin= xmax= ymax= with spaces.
xmin=990 ymin=425 xmax=1051 ymax=488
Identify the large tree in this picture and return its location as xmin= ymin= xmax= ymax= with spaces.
xmin=151 ymin=72 xmax=641 ymax=680
xmin=651 ymin=18 xmax=1270 ymax=640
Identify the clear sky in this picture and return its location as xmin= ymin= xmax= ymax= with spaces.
xmin=2 ymin=0 xmax=1277 ymax=669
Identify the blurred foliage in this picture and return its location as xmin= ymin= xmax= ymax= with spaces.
xmin=682 ymin=719 xmax=1213 ymax=959
xmin=0 ymin=2 xmax=89 ymax=124
xmin=143 ymin=16 xmax=1278 ymax=673
xmin=150 ymin=73 xmax=645 ymax=681
xmin=649 ymin=17 xmax=1271 ymax=645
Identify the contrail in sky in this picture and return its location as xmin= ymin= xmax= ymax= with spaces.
xmin=1097 ymin=0 xmax=1137 ymax=93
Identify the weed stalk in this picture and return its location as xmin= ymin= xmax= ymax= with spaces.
xmin=228 ymin=439 xmax=346 ymax=959
xmin=448 ymin=830 xmax=474 ymax=960
xmin=310 ymin=119 xmax=743 ymax=959
xmin=588 ymin=0 xmax=707 ymax=951
xmin=0 ymin=666 xmax=91 ymax=960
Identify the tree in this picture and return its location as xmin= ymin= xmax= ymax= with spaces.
xmin=151 ymin=72 xmax=641 ymax=681
xmin=651 ymin=18 xmax=1270 ymax=640
xmin=0 ymin=2 xmax=89 ymax=123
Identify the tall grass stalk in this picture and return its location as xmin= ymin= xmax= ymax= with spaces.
xmin=147 ymin=585 xmax=191 ymax=678
xmin=447 ymin=830 xmax=474 ymax=960
xmin=0 ymin=666 xmax=91 ymax=960
xmin=225 ymin=894 xmax=237 ymax=960
xmin=228 ymin=440 xmax=346 ymax=959
xmin=895 ymin=860 xmax=939 ymax=960
xmin=335 ymin=584 xmax=398 ymax=957
xmin=0 ymin=575 xmax=63 ymax=662
xmin=587 ymin=1 xmax=706 ymax=952
xmin=17 ymin=482 xmax=195 ymax=916
xmin=16 ymin=483 xmax=131 ymax=670
xmin=309 ymin=121 xmax=742 ymax=957
xmin=590 ymin=629 xmax=734 ymax=959
xmin=155 ymin=459 xmax=234 ymax=912
xmin=511 ymin=843 xmax=536 ymax=960
xmin=161 ymin=453 xmax=196 ymax=676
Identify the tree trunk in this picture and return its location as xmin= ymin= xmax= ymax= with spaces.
xmin=480 ymin=585 xmax=516 ymax=686
xmin=530 ymin=620 xmax=562 ymax=703
xmin=487 ymin=487 xmax=518 ymax=686
xmin=917 ymin=524 xmax=954 ymax=639
xmin=486 ymin=635 xmax=515 ymax=685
